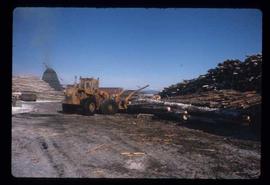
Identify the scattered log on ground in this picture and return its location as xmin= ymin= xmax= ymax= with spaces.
xmin=128 ymin=100 xmax=190 ymax=121
xmin=129 ymin=98 xmax=260 ymax=128
xmin=163 ymin=90 xmax=261 ymax=109
xmin=20 ymin=92 xmax=37 ymax=101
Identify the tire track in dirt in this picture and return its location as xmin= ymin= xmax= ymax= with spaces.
xmin=51 ymin=140 xmax=88 ymax=177
xmin=37 ymin=113 xmax=90 ymax=177
xmin=38 ymin=137 xmax=65 ymax=177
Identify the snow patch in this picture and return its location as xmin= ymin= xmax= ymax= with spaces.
xmin=36 ymin=100 xmax=62 ymax=103
xmin=125 ymin=159 xmax=145 ymax=171
xmin=12 ymin=104 xmax=34 ymax=114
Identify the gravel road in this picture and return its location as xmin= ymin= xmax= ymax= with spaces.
xmin=12 ymin=101 xmax=260 ymax=178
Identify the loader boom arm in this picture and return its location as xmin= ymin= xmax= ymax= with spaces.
xmin=125 ymin=85 xmax=149 ymax=102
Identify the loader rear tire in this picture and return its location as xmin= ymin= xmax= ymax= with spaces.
xmin=100 ymin=100 xmax=118 ymax=115
xmin=82 ymin=97 xmax=96 ymax=115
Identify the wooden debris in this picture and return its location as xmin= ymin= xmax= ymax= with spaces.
xmin=136 ymin=113 xmax=154 ymax=119
xmin=133 ymin=152 xmax=145 ymax=155
xmin=121 ymin=152 xmax=131 ymax=155
xmin=87 ymin=144 xmax=106 ymax=154
xmin=197 ymin=148 xmax=216 ymax=152
xmin=121 ymin=152 xmax=145 ymax=156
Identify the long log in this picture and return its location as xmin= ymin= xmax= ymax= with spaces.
xmin=127 ymin=102 xmax=189 ymax=121
xmin=131 ymin=98 xmax=258 ymax=125
xmin=133 ymin=98 xmax=218 ymax=113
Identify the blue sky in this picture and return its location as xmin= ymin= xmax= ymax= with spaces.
xmin=13 ymin=8 xmax=262 ymax=90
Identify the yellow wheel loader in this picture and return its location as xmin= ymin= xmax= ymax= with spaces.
xmin=62 ymin=77 xmax=149 ymax=115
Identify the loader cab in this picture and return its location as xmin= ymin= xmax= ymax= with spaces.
xmin=79 ymin=77 xmax=99 ymax=90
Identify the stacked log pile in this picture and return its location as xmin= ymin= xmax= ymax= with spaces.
xmin=12 ymin=76 xmax=64 ymax=101
xmin=164 ymin=90 xmax=261 ymax=109
xmin=128 ymin=54 xmax=261 ymax=131
xmin=163 ymin=89 xmax=261 ymax=127
xmin=159 ymin=54 xmax=262 ymax=97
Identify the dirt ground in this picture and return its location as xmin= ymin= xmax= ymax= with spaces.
xmin=12 ymin=101 xmax=260 ymax=178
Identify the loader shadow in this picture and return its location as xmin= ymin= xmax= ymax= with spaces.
xmin=180 ymin=120 xmax=260 ymax=141
xmin=126 ymin=111 xmax=260 ymax=141
xmin=58 ymin=110 xmax=74 ymax=114
xmin=58 ymin=109 xmax=108 ymax=116
xmin=57 ymin=110 xmax=93 ymax=116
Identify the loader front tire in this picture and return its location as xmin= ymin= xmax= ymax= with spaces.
xmin=82 ymin=97 xmax=96 ymax=115
xmin=100 ymin=100 xmax=118 ymax=115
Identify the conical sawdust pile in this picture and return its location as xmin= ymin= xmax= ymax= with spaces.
xmin=42 ymin=67 xmax=62 ymax=91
